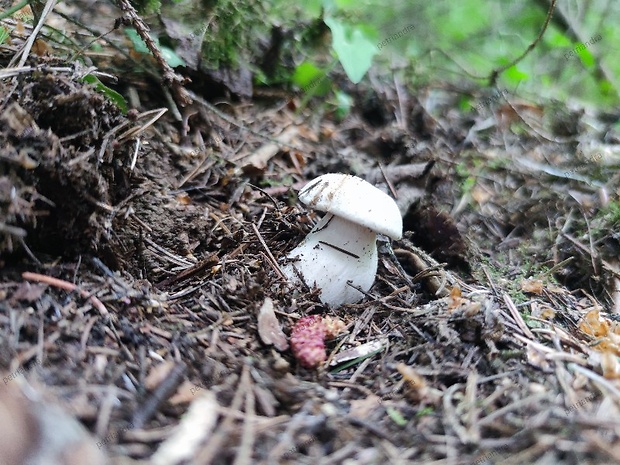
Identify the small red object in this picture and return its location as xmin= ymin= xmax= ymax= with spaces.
xmin=290 ymin=316 xmax=327 ymax=369
xmin=290 ymin=315 xmax=345 ymax=369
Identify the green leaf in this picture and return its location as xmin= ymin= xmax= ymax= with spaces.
xmin=598 ymin=79 xmax=614 ymax=98
xmin=334 ymin=90 xmax=353 ymax=119
xmin=0 ymin=26 xmax=9 ymax=45
xmin=124 ymin=28 xmax=149 ymax=54
xmin=292 ymin=62 xmax=330 ymax=96
xmin=386 ymin=407 xmax=408 ymax=426
xmin=335 ymin=0 xmax=356 ymax=8
xmin=578 ymin=49 xmax=595 ymax=68
xmin=301 ymin=0 xmax=323 ymax=16
xmin=416 ymin=406 xmax=434 ymax=417
xmin=324 ymin=16 xmax=377 ymax=84
xmin=161 ymin=46 xmax=185 ymax=68
xmin=458 ymin=95 xmax=473 ymax=111
xmin=124 ymin=29 xmax=185 ymax=68
xmin=546 ymin=28 xmax=572 ymax=48
xmin=504 ymin=65 xmax=529 ymax=85
xmin=82 ymin=75 xmax=128 ymax=113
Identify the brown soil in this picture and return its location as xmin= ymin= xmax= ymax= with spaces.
xmin=1 ymin=4 xmax=620 ymax=465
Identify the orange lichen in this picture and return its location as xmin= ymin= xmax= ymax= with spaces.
xmin=579 ymin=309 xmax=610 ymax=338
xmin=579 ymin=308 xmax=620 ymax=356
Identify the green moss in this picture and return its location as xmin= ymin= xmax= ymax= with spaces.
xmin=160 ymin=0 xmax=270 ymax=70
xmin=131 ymin=0 xmax=162 ymax=14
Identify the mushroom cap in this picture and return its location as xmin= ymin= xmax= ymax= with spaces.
xmin=298 ymin=173 xmax=403 ymax=239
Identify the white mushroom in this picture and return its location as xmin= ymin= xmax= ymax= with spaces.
xmin=282 ymin=173 xmax=402 ymax=307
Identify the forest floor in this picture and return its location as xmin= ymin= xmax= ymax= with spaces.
xmin=1 ymin=3 xmax=620 ymax=465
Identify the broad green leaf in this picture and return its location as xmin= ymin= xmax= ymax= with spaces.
xmin=161 ymin=46 xmax=185 ymax=68
xmin=324 ymin=16 xmax=377 ymax=84
xmin=504 ymin=65 xmax=529 ymax=85
xmin=124 ymin=28 xmax=149 ymax=54
xmin=578 ymin=49 xmax=595 ymax=69
xmin=546 ymin=28 xmax=572 ymax=48
xmin=124 ymin=28 xmax=185 ymax=68
xmin=335 ymin=0 xmax=356 ymax=8
xmin=292 ymin=62 xmax=330 ymax=95
xmin=82 ymin=75 xmax=128 ymax=113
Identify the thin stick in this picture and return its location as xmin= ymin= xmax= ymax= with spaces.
xmin=12 ymin=0 xmax=58 ymax=67
xmin=503 ymin=292 xmax=535 ymax=340
xmin=251 ymin=223 xmax=286 ymax=280
xmin=568 ymin=363 xmax=620 ymax=399
xmin=488 ymin=0 xmax=556 ymax=86
xmin=22 ymin=271 xmax=109 ymax=316
xmin=378 ymin=163 xmax=398 ymax=199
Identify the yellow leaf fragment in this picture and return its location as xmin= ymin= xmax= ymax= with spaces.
xmin=521 ymin=278 xmax=544 ymax=294
xmin=579 ymin=309 xmax=620 ymax=356
xmin=580 ymin=309 xmax=610 ymax=338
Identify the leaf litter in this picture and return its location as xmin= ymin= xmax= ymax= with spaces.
xmin=1 ymin=7 xmax=620 ymax=465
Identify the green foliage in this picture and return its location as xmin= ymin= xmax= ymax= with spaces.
xmin=157 ymin=0 xmax=620 ymax=110
xmin=323 ymin=16 xmax=377 ymax=84
xmin=0 ymin=27 xmax=9 ymax=45
xmin=386 ymin=407 xmax=408 ymax=426
xmin=333 ymin=90 xmax=353 ymax=119
xmin=124 ymin=28 xmax=185 ymax=68
xmin=160 ymin=0 xmax=269 ymax=70
xmin=606 ymin=201 xmax=620 ymax=225
xmin=455 ymin=162 xmax=476 ymax=197
xmin=131 ymin=0 xmax=162 ymax=14
xmin=416 ymin=407 xmax=434 ymax=417
xmin=81 ymin=74 xmax=128 ymax=113
xmin=594 ymin=200 xmax=620 ymax=235
xmin=292 ymin=62 xmax=331 ymax=96
xmin=270 ymin=0 xmax=380 ymax=95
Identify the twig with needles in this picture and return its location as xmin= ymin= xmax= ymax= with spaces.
xmin=115 ymin=0 xmax=191 ymax=106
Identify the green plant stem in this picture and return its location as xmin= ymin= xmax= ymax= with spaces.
xmin=0 ymin=0 xmax=29 ymax=21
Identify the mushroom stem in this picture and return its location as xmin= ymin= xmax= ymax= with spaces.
xmin=283 ymin=214 xmax=378 ymax=306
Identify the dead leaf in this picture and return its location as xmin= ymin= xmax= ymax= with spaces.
xmin=238 ymin=126 xmax=299 ymax=172
xmin=525 ymin=344 xmax=551 ymax=371
xmin=397 ymin=363 xmax=426 ymax=391
xmin=448 ymin=285 xmax=462 ymax=311
xmin=521 ymin=278 xmax=544 ymax=294
xmin=257 ymin=298 xmax=288 ymax=351
xmin=601 ymin=352 xmax=620 ymax=379
xmin=145 ymin=361 xmax=176 ymax=390
xmin=349 ymin=395 xmax=382 ymax=420
xmin=10 ymin=282 xmax=45 ymax=303
xmin=152 ymin=392 xmax=219 ymax=465
xmin=471 ymin=185 xmax=491 ymax=204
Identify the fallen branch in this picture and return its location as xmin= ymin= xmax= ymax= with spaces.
xmin=115 ymin=0 xmax=191 ymax=107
